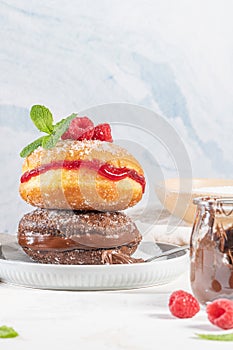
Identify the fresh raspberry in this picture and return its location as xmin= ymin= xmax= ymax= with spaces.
xmin=169 ymin=290 xmax=200 ymax=318
xmin=206 ymin=299 xmax=233 ymax=330
xmin=61 ymin=116 xmax=94 ymax=141
xmin=92 ymin=123 xmax=113 ymax=142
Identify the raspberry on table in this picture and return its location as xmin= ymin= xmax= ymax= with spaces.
xmin=61 ymin=116 xmax=94 ymax=140
xmin=92 ymin=123 xmax=113 ymax=142
xmin=206 ymin=299 xmax=233 ymax=330
xmin=168 ymin=290 xmax=200 ymax=319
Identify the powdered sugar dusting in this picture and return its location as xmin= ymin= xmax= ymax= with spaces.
xmin=33 ymin=139 xmax=133 ymax=161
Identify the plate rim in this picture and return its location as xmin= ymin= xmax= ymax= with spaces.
xmin=0 ymin=241 xmax=188 ymax=270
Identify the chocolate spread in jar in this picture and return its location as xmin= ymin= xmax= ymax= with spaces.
xmin=191 ymin=225 xmax=233 ymax=304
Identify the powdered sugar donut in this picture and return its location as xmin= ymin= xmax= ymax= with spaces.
xmin=19 ymin=140 xmax=145 ymax=211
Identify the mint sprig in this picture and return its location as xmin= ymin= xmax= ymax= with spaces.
xmin=42 ymin=113 xmax=77 ymax=149
xmin=20 ymin=105 xmax=77 ymax=157
xmin=196 ymin=333 xmax=233 ymax=341
xmin=30 ymin=105 xmax=54 ymax=134
xmin=20 ymin=136 xmax=44 ymax=158
xmin=0 ymin=325 xmax=19 ymax=338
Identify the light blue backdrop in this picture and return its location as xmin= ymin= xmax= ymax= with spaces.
xmin=0 ymin=0 xmax=232 ymax=233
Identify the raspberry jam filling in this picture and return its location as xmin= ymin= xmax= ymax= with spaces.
xmin=20 ymin=160 xmax=146 ymax=192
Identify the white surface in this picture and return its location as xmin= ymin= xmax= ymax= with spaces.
xmin=194 ymin=186 xmax=233 ymax=194
xmin=0 ymin=270 xmax=232 ymax=350
xmin=0 ymin=238 xmax=188 ymax=291
xmin=143 ymin=224 xmax=191 ymax=245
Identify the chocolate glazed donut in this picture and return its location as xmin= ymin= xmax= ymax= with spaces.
xmin=18 ymin=209 xmax=142 ymax=265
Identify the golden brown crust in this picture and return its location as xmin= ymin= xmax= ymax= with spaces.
xmin=19 ymin=140 xmax=144 ymax=211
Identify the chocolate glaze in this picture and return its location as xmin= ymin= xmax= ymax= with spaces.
xmin=190 ymin=225 xmax=233 ymax=304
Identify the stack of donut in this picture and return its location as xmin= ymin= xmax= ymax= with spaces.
xmin=18 ymin=116 xmax=146 ymax=264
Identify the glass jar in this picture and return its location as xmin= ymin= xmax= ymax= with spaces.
xmin=190 ymin=197 xmax=233 ymax=304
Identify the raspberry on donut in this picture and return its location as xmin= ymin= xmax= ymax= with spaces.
xmin=92 ymin=123 xmax=113 ymax=142
xmin=61 ymin=116 xmax=94 ymax=141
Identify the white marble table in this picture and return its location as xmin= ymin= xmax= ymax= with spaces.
xmin=0 ymin=267 xmax=231 ymax=350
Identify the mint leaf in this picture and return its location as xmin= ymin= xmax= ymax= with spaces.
xmin=0 ymin=325 xmax=18 ymax=338
xmin=42 ymin=113 xmax=77 ymax=149
xmin=196 ymin=333 xmax=233 ymax=341
xmin=41 ymin=135 xmax=52 ymax=148
xmin=20 ymin=136 xmax=45 ymax=158
xmin=30 ymin=105 xmax=54 ymax=134
xmin=20 ymin=109 xmax=77 ymax=157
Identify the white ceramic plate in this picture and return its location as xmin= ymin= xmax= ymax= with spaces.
xmin=0 ymin=235 xmax=189 ymax=290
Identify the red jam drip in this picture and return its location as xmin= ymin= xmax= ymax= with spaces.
xmin=20 ymin=160 xmax=146 ymax=192
xmin=99 ymin=164 xmax=145 ymax=192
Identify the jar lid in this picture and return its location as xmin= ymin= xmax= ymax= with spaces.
xmin=193 ymin=196 xmax=233 ymax=214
